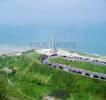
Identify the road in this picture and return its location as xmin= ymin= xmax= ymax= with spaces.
xmin=42 ymin=54 xmax=106 ymax=81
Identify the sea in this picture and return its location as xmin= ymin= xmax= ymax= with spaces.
xmin=0 ymin=22 xmax=106 ymax=56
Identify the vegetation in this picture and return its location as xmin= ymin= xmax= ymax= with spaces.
xmin=50 ymin=57 xmax=106 ymax=74
xmin=0 ymin=51 xmax=106 ymax=100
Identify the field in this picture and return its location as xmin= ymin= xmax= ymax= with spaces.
xmin=50 ymin=57 xmax=106 ymax=74
xmin=0 ymin=50 xmax=106 ymax=100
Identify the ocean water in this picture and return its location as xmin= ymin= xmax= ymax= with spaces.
xmin=0 ymin=22 xmax=106 ymax=55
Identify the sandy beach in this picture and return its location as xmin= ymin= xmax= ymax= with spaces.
xmin=0 ymin=45 xmax=29 ymax=55
xmin=0 ymin=45 xmax=106 ymax=63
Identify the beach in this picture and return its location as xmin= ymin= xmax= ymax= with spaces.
xmin=0 ymin=45 xmax=29 ymax=55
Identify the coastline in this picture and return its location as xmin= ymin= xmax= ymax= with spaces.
xmin=0 ymin=45 xmax=106 ymax=61
xmin=0 ymin=45 xmax=29 ymax=55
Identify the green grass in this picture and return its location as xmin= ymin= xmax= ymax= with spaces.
xmin=50 ymin=57 xmax=106 ymax=74
xmin=0 ymin=51 xmax=106 ymax=100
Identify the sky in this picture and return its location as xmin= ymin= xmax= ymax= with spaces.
xmin=0 ymin=0 xmax=106 ymax=55
xmin=0 ymin=0 xmax=106 ymax=24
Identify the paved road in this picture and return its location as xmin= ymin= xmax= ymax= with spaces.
xmin=42 ymin=55 xmax=106 ymax=81
xmin=53 ymin=55 xmax=106 ymax=66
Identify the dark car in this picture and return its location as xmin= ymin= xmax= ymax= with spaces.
xmin=85 ymin=73 xmax=90 ymax=76
xmin=48 ymin=63 xmax=52 ymax=66
xmin=51 ymin=54 xmax=57 ymax=56
xmin=62 ymin=55 xmax=67 ymax=58
xmin=77 ymin=71 xmax=82 ymax=74
xmin=100 ymin=77 xmax=105 ymax=80
xmin=93 ymin=75 xmax=99 ymax=78
xmin=59 ymin=66 xmax=63 ymax=69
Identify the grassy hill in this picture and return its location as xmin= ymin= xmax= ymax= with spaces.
xmin=0 ymin=50 xmax=106 ymax=100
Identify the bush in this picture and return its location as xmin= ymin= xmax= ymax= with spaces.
xmin=49 ymin=89 xmax=70 ymax=99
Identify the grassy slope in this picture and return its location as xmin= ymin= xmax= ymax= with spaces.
xmin=0 ymin=51 xmax=106 ymax=100
xmin=50 ymin=57 xmax=106 ymax=74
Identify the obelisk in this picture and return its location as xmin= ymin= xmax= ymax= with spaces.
xmin=51 ymin=33 xmax=56 ymax=53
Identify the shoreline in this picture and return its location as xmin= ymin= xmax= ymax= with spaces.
xmin=0 ymin=45 xmax=106 ymax=61
xmin=0 ymin=45 xmax=30 ymax=55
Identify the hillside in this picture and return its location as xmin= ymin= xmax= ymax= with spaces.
xmin=0 ymin=50 xmax=106 ymax=100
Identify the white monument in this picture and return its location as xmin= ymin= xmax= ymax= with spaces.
xmin=51 ymin=33 xmax=57 ymax=54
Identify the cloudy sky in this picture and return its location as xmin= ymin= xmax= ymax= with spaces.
xmin=0 ymin=0 xmax=106 ymax=24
